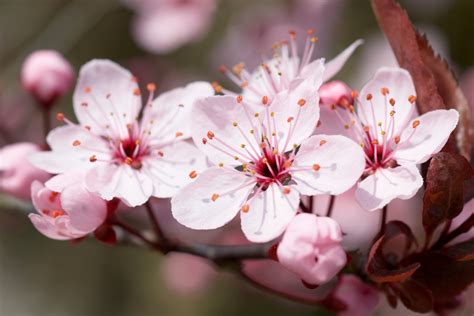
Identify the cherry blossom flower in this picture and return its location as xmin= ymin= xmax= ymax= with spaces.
xmin=126 ymin=0 xmax=216 ymax=54
xmin=317 ymin=67 xmax=459 ymax=211
xmin=29 ymin=180 xmax=107 ymax=240
xmin=277 ymin=214 xmax=347 ymax=286
xmin=333 ymin=275 xmax=380 ymax=316
xmin=21 ymin=50 xmax=75 ymax=108
xmin=0 ymin=142 xmax=50 ymax=201
xmin=171 ymin=72 xmax=365 ymax=242
xmin=31 ymin=60 xmax=212 ymax=207
xmin=217 ymin=29 xmax=363 ymax=106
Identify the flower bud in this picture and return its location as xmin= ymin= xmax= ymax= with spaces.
xmin=21 ymin=50 xmax=74 ymax=108
xmin=277 ymin=214 xmax=347 ymax=286
xmin=319 ymin=80 xmax=353 ymax=107
xmin=0 ymin=142 xmax=50 ymax=200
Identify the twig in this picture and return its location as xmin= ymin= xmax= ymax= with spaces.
xmin=42 ymin=108 xmax=51 ymax=141
xmin=144 ymin=201 xmax=168 ymax=250
xmin=432 ymin=214 xmax=474 ymax=249
xmin=111 ymin=219 xmax=155 ymax=248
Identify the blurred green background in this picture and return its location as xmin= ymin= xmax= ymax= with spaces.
xmin=0 ymin=0 xmax=473 ymax=315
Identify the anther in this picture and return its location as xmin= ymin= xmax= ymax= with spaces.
xmin=189 ymin=170 xmax=198 ymax=179
xmin=207 ymin=131 xmax=215 ymax=139
xmin=283 ymin=187 xmax=291 ymax=195
xmin=310 ymin=37 xmax=318 ymax=43
xmin=124 ymin=157 xmax=133 ymax=165
xmin=408 ymin=95 xmax=417 ymax=104
xmin=84 ymin=87 xmax=91 ymax=93
xmin=89 ymin=155 xmax=97 ymax=162
xmin=52 ymin=210 xmax=65 ymax=218
xmin=262 ymin=96 xmax=269 ymax=105
xmin=307 ymin=28 xmax=315 ymax=35
xmin=289 ymin=30 xmax=297 ymax=39
xmin=175 ymin=131 xmax=183 ymax=137
xmin=211 ymin=194 xmax=220 ymax=202
xmin=146 ymin=83 xmax=156 ymax=91
xmin=371 ymin=140 xmax=379 ymax=145
xmin=287 ymin=116 xmax=294 ymax=123
xmin=389 ymin=98 xmax=396 ymax=106
xmin=232 ymin=122 xmax=238 ymax=127
xmin=56 ymin=112 xmax=65 ymax=121
xmin=381 ymin=87 xmax=390 ymax=95
xmin=211 ymin=81 xmax=222 ymax=93
xmin=412 ymin=120 xmax=420 ymax=128
xmin=72 ymin=140 xmax=81 ymax=146
xmin=133 ymin=88 xmax=141 ymax=96
xmin=233 ymin=156 xmax=239 ymax=161
xmin=157 ymin=151 xmax=164 ymax=157
xmin=319 ymin=139 xmax=327 ymax=146
xmin=312 ymin=164 xmax=321 ymax=171
xmin=298 ymin=99 xmax=306 ymax=106
xmin=202 ymin=138 xmax=207 ymax=144
xmin=236 ymin=95 xmax=243 ymax=103
xmin=241 ymin=204 xmax=250 ymax=213
xmin=366 ymin=93 xmax=373 ymax=101
xmin=394 ymin=136 xmax=401 ymax=144
xmin=390 ymin=110 xmax=395 ymax=116
xmin=218 ymin=162 xmax=224 ymax=167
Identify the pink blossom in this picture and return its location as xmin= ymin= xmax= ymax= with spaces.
xmin=127 ymin=0 xmax=216 ymax=54
xmin=219 ymin=31 xmax=363 ymax=107
xmin=317 ymin=67 xmax=459 ymax=211
xmin=21 ymin=50 xmax=74 ymax=108
xmin=277 ymin=214 xmax=346 ymax=286
xmin=333 ymin=275 xmax=380 ymax=316
xmin=0 ymin=142 xmax=50 ymax=201
xmin=29 ymin=180 xmax=107 ymax=240
xmin=319 ymin=80 xmax=353 ymax=107
xmin=171 ymin=71 xmax=365 ymax=242
xmin=31 ymin=60 xmax=212 ymax=207
xmin=161 ymin=253 xmax=215 ymax=296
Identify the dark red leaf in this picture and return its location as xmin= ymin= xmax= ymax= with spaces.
xmin=412 ymin=252 xmax=474 ymax=300
xmin=423 ymin=152 xmax=472 ymax=238
xmin=366 ymin=221 xmax=420 ymax=283
xmin=393 ymin=280 xmax=433 ymax=313
xmin=441 ymin=238 xmax=474 ymax=261
xmin=371 ymin=0 xmax=472 ymax=160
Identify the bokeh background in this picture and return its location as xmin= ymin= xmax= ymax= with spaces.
xmin=1 ymin=0 xmax=473 ymax=315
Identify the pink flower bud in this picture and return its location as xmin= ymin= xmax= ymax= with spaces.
xmin=21 ymin=50 xmax=74 ymax=108
xmin=277 ymin=214 xmax=347 ymax=286
xmin=319 ymin=80 xmax=353 ymax=106
xmin=0 ymin=142 xmax=50 ymax=200
xmin=29 ymin=180 xmax=107 ymax=240
xmin=333 ymin=275 xmax=380 ymax=316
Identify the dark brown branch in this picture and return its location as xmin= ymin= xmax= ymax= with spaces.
xmin=144 ymin=201 xmax=169 ymax=250
xmin=169 ymin=243 xmax=271 ymax=262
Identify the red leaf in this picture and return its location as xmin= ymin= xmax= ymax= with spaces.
xmin=393 ymin=280 xmax=433 ymax=313
xmin=94 ymin=224 xmax=117 ymax=245
xmin=423 ymin=152 xmax=472 ymax=238
xmin=371 ymin=0 xmax=472 ymax=160
xmin=441 ymin=238 xmax=474 ymax=261
xmin=366 ymin=221 xmax=420 ymax=283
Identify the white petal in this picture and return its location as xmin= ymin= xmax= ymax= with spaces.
xmin=298 ymin=58 xmax=325 ymax=90
xmin=269 ymin=77 xmax=320 ymax=149
xmin=141 ymin=140 xmax=208 ymax=198
xmin=292 ymin=135 xmax=365 ymax=195
xmin=73 ymin=60 xmax=141 ymax=137
xmin=85 ymin=164 xmax=154 ymax=207
xmin=241 ymin=183 xmax=299 ymax=243
xmin=393 ymin=109 xmax=459 ymax=165
xmin=355 ymin=164 xmax=423 ymax=211
xmin=191 ymin=95 xmax=260 ymax=166
xmin=322 ymin=39 xmax=364 ymax=82
xmin=358 ymin=67 xmax=418 ymax=143
xmin=143 ymin=81 xmax=214 ymax=144
xmin=171 ymin=167 xmax=253 ymax=230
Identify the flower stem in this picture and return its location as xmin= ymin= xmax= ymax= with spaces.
xmin=144 ymin=201 xmax=168 ymax=250
xmin=42 ymin=107 xmax=51 ymax=142
xmin=326 ymin=195 xmax=336 ymax=217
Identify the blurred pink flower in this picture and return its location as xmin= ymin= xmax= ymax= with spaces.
xmin=21 ymin=50 xmax=75 ymax=108
xmin=126 ymin=0 xmax=216 ymax=54
xmin=31 ymin=60 xmax=211 ymax=207
xmin=0 ymin=142 xmax=50 ymax=201
xmin=161 ymin=253 xmax=216 ymax=296
xmin=277 ymin=214 xmax=347 ymax=286
xmin=317 ymin=67 xmax=459 ymax=211
xmin=172 ymin=76 xmax=364 ymax=242
xmin=319 ymin=80 xmax=353 ymax=107
xmin=29 ymin=180 xmax=107 ymax=240
xmin=333 ymin=275 xmax=380 ymax=316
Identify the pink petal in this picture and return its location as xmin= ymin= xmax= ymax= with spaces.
xmin=60 ymin=183 xmax=107 ymax=233
xmin=30 ymin=125 xmax=110 ymax=174
xmin=333 ymin=275 xmax=380 ymax=316
xmin=322 ymin=39 xmax=364 ymax=82
xmin=358 ymin=67 xmax=418 ymax=143
xmin=73 ymin=60 xmax=141 ymax=137
xmin=393 ymin=109 xmax=459 ymax=165
xmin=141 ymin=140 xmax=208 ymax=198
xmin=85 ymin=164 xmax=153 ymax=207
xmin=355 ymin=164 xmax=423 ymax=211
xmin=314 ymin=104 xmax=352 ymax=137
xmin=45 ymin=172 xmax=83 ymax=192
xmin=191 ymin=95 xmax=260 ymax=166
xmin=240 ymin=183 xmax=299 ymax=243
xmin=297 ymin=58 xmax=325 ymax=90
xmin=29 ymin=214 xmax=72 ymax=240
xmin=142 ymin=81 xmax=213 ymax=144
xmin=268 ymin=77 xmax=320 ymax=149
xmin=171 ymin=167 xmax=253 ymax=230
xmin=31 ymin=180 xmax=61 ymax=213
xmin=292 ymin=135 xmax=365 ymax=195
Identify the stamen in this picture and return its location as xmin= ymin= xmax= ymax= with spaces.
xmin=211 ymin=193 xmax=220 ymax=202
xmin=241 ymin=204 xmax=250 ymax=213
xmin=72 ymin=140 xmax=81 ymax=146
xmin=189 ymin=170 xmax=198 ymax=179
xmin=312 ymin=164 xmax=320 ymax=171
xmin=408 ymin=95 xmax=417 ymax=104
xmin=412 ymin=120 xmax=420 ymax=128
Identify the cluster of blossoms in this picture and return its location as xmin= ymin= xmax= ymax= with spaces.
xmin=0 ymin=27 xmax=465 ymax=315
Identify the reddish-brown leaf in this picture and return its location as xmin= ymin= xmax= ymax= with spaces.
xmin=423 ymin=152 xmax=473 ymax=238
xmin=393 ymin=280 xmax=433 ymax=313
xmin=441 ymin=238 xmax=474 ymax=261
